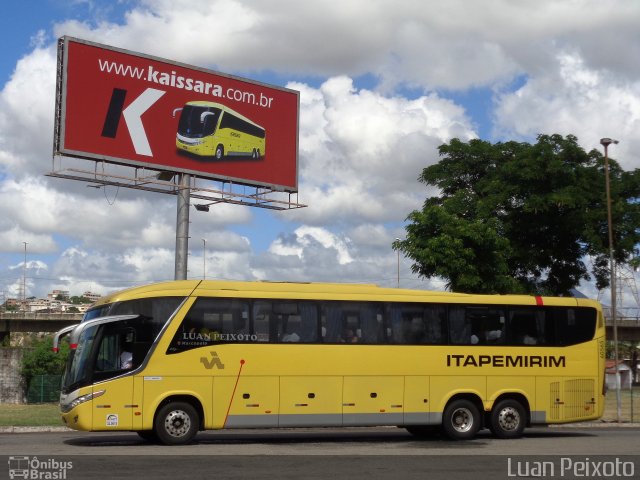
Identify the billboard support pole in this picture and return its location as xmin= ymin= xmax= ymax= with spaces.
xmin=175 ymin=173 xmax=190 ymax=280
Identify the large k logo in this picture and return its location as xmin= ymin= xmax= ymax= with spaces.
xmin=101 ymin=87 xmax=166 ymax=156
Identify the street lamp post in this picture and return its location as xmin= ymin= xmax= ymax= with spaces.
xmin=22 ymin=242 xmax=28 ymax=303
xmin=600 ymin=137 xmax=621 ymax=423
xmin=395 ymin=238 xmax=401 ymax=288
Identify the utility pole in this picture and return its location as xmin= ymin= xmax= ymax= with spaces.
xmin=22 ymin=242 xmax=28 ymax=303
xmin=174 ymin=174 xmax=190 ymax=280
xmin=600 ymin=137 xmax=621 ymax=423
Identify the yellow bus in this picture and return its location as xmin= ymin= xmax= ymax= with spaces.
xmin=175 ymin=101 xmax=266 ymax=160
xmin=54 ymin=280 xmax=605 ymax=445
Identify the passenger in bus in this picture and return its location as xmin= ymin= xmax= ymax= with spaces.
xmin=281 ymin=328 xmax=300 ymax=342
xmin=341 ymin=328 xmax=359 ymax=343
xmin=120 ymin=334 xmax=134 ymax=369
xmin=408 ymin=318 xmax=426 ymax=343
xmin=486 ymin=329 xmax=503 ymax=342
xmin=120 ymin=346 xmax=133 ymax=369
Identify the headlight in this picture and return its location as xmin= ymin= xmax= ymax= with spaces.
xmin=61 ymin=390 xmax=105 ymax=413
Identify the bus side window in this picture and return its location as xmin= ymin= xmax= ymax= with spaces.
xmin=359 ymin=306 xmax=383 ymax=344
xmin=448 ymin=306 xmax=470 ymax=344
xmin=552 ymin=307 xmax=596 ymax=346
xmin=466 ymin=307 xmax=505 ymax=345
xmin=298 ymin=302 xmax=319 ymax=342
xmin=167 ymin=298 xmax=250 ymax=353
xmin=252 ymin=301 xmax=272 ymax=342
xmin=507 ymin=309 xmax=544 ymax=345
xmin=321 ymin=302 xmax=343 ymax=343
xmin=423 ymin=305 xmax=446 ymax=344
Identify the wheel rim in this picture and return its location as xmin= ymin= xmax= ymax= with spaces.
xmin=450 ymin=407 xmax=474 ymax=433
xmin=163 ymin=409 xmax=191 ymax=438
xmin=497 ymin=406 xmax=520 ymax=432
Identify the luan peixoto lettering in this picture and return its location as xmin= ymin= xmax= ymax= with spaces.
xmin=447 ymin=354 xmax=566 ymax=368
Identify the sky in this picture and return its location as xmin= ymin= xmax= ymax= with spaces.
xmin=1 ymin=0 xmax=639 ymax=307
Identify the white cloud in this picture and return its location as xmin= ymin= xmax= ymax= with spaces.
xmin=49 ymin=1 xmax=640 ymax=92
xmin=289 ymin=76 xmax=476 ymax=225
xmin=269 ymin=226 xmax=353 ymax=265
xmin=493 ymin=49 xmax=640 ymax=169
xmin=0 ymin=46 xmax=56 ymax=178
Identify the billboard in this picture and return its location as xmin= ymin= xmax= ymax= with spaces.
xmin=54 ymin=37 xmax=299 ymax=192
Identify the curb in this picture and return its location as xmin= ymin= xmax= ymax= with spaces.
xmin=0 ymin=426 xmax=72 ymax=433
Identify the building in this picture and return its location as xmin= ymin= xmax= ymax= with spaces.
xmin=48 ymin=290 xmax=70 ymax=301
xmin=82 ymin=291 xmax=102 ymax=303
xmin=605 ymin=359 xmax=633 ymax=389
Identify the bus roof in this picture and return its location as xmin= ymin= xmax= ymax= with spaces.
xmin=91 ymin=279 xmax=601 ymax=310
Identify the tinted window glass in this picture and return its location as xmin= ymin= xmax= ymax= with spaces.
xmin=388 ymin=304 xmax=446 ymax=344
xmin=506 ymin=308 xmax=549 ymax=345
xmin=321 ymin=302 xmax=383 ymax=344
xmin=551 ymin=307 xmax=597 ymax=345
xmin=253 ymin=300 xmax=319 ymax=343
xmin=168 ymin=298 xmax=250 ymax=353
xmin=449 ymin=306 xmax=505 ymax=345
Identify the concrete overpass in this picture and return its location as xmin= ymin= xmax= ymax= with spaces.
xmin=0 ymin=312 xmax=82 ymax=342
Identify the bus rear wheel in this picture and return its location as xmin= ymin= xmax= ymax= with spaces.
xmin=154 ymin=401 xmax=199 ymax=445
xmin=490 ymin=399 xmax=526 ymax=439
xmin=442 ymin=399 xmax=481 ymax=440
xmin=215 ymin=145 xmax=224 ymax=160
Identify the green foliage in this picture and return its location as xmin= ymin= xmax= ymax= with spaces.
xmin=396 ymin=134 xmax=640 ymax=295
xmin=20 ymin=336 xmax=70 ymax=386
xmin=70 ymin=296 xmax=91 ymax=304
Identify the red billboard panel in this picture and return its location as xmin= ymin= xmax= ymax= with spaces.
xmin=55 ymin=37 xmax=299 ymax=192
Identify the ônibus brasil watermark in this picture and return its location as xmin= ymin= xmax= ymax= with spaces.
xmin=8 ymin=456 xmax=73 ymax=479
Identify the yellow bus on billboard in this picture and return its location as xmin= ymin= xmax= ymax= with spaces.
xmin=175 ymin=101 xmax=266 ymax=160
xmin=54 ymin=280 xmax=605 ymax=445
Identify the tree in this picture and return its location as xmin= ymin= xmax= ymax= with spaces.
xmin=70 ymin=296 xmax=91 ymax=305
xmin=395 ymin=134 xmax=640 ymax=295
xmin=20 ymin=336 xmax=70 ymax=387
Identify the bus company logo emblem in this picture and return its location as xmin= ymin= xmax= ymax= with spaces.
xmin=200 ymin=351 xmax=225 ymax=370
xmin=101 ymin=87 xmax=166 ymax=157
xmin=106 ymin=414 xmax=119 ymax=427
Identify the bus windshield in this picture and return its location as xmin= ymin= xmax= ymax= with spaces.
xmin=63 ymin=296 xmax=186 ymax=392
xmin=177 ymin=105 xmax=221 ymax=138
xmin=63 ymin=323 xmax=100 ymax=391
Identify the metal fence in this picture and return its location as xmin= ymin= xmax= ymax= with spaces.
xmin=26 ymin=374 xmax=62 ymax=403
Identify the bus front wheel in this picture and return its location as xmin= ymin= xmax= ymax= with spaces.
xmin=154 ymin=401 xmax=199 ymax=445
xmin=442 ymin=399 xmax=481 ymax=440
xmin=215 ymin=145 xmax=224 ymax=160
xmin=489 ymin=399 xmax=526 ymax=439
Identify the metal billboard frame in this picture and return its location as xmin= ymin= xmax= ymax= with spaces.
xmin=49 ymin=37 xmax=305 ymax=280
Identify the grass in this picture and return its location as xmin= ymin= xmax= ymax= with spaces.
xmin=0 ymin=403 xmax=62 ymax=427
xmin=601 ymin=385 xmax=640 ymax=423
xmin=1 ymin=387 xmax=639 ymax=427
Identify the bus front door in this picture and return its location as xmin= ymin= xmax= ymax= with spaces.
xmin=91 ymin=376 xmax=134 ymax=431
